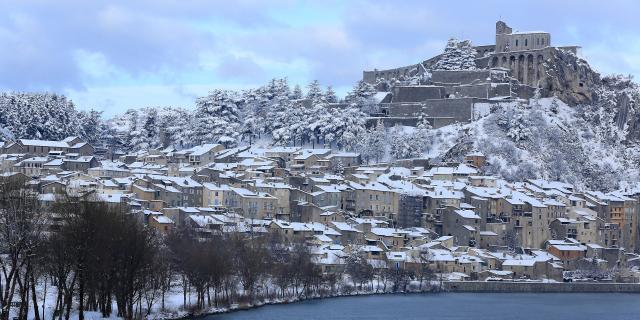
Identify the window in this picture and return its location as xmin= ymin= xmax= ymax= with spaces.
xmin=525 ymin=39 xmax=528 ymax=46
xmin=515 ymin=39 xmax=518 ymax=46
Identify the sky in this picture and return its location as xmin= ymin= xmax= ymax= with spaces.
xmin=1 ymin=0 xmax=640 ymax=117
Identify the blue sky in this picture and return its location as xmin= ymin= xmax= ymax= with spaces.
xmin=1 ymin=0 xmax=639 ymax=117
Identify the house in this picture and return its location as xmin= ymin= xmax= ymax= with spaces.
xmin=264 ymin=147 xmax=301 ymax=167
xmin=501 ymin=259 xmax=539 ymax=279
xmin=16 ymin=157 xmax=49 ymax=176
xmin=464 ymin=151 xmax=486 ymax=168
xmin=185 ymin=214 xmax=224 ymax=239
xmin=64 ymin=156 xmax=99 ymax=172
xmin=291 ymin=149 xmax=331 ymax=172
xmin=225 ymin=187 xmax=278 ymax=219
xmin=202 ymin=183 xmax=230 ymax=207
xmin=366 ymin=227 xmax=407 ymax=250
xmin=349 ymin=181 xmax=396 ymax=218
xmin=1 ymin=137 xmax=94 ymax=156
xmin=149 ymin=215 xmax=175 ymax=235
xmin=187 ymin=144 xmax=224 ymax=166
xmin=547 ymin=240 xmax=587 ymax=269
xmin=441 ymin=208 xmax=481 ymax=247
xmin=326 ymin=152 xmax=362 ymax=169
xmin=253 ymin=180 xmax=292 ymax=219
xmin=330 ymin=221 xmax=364 ymax=244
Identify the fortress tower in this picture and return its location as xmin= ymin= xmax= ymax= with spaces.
xmin=495 ymin=21 xmax=550 ymax=53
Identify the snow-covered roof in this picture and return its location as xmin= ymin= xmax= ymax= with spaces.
xmin=19 ymin=139 xmax=69 ymax=148
xmin=455 ymin=209 xmax=481 ymax=219
xmin=153 ymin=215 xmax=174 ymax=224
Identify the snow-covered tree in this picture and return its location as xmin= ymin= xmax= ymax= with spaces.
xmin=345 ymin=80 xmax=378 ymax=114
xmin=432 ymin=38 xmax=477 ymax=71
xmin=158 ymin=107 xmax=193 ymax=148
xmin=306 ymin=80 xmax=325 ymax=104
xmin=193 ymin=89 xmax=241 ymax=147
xmin=358 ymin=120 xmax=387 ymax=163
xmin=389 ymin=126 xmax=423 ymax=160
xmin=77 ymin=109 xmax=104 ymax=144
xmin=332 ymin=107 xmax=367 ymax=151
xmin=325 ymin=86 xmax=338 ymax=103
xmin=0 ymin=92 xmax=86 ymax=140
xmin=291 ymin=84 xmax=303 ymax=100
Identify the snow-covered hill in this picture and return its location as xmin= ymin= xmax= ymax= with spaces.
xmin=429 ymin=96 xmax=640 ymax=191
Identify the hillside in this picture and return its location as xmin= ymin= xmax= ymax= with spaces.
xmin=1 ymin=38 xmax=639 ymax=192
xmin=429 ymin=94 xmax=640 ymax=191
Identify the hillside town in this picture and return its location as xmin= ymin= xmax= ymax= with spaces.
xmin=2 ymin=136 xmax=640 ymax=284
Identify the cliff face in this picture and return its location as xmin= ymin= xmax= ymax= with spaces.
xmin=539 ymin=49 xmax=639 ymax=144
xmin=594 ymin=76 xmax=640 ymax=143
xmin=540 ymin=48 xmax=600 ymax=106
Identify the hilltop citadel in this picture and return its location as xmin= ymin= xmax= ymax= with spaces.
xmin=362 ymin=21 xmax=591 ymax=128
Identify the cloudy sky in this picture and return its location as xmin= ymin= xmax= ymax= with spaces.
xmin=1 ymin=0 xmax=639 ymax=117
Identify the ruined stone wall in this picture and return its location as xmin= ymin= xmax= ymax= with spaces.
xmin=474 ymin=45 xmax=496 ymax=58
xmin=490 ymin=83 xmax=512 ymax=98
xmin=432 ymin=70 xmax=492 ymax=85
xmin=448 ymin=84 xmax=490 ymax=99
xmin=386 ymin=98 xmax=477 ymax=120
xmin=363 ymin=64 xmax=421 ymax=84
xmin=363 ymin=45 xmax=494 ymax=84
xmin=391 ymin=86 xmax=445 ymax=102
xmin=365 ymin=116 xmax=459 ymax=129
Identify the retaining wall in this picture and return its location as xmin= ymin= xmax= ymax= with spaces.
xmin=443 ymin=281 xmax=640 ymax=293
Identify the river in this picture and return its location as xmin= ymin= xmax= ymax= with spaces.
xmin=205 ymin=293 xmax=640 ymax=320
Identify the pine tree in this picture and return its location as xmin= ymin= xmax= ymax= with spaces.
xmin=325 ymin=86 xmax=338 ymax=103
xmin=0 ymin=92 xmax=87 ymax=141
xmin=432 ymin=38 xmax=477 ymax=71
xmin=77 ymin=110 xmax=104 ymax=144
xmin=193 ymin=89 xmax=241 ymax=147
xmin=358 ymin=120 xmax=387 ymax=163
xmin=306 ymin=80 xmax=325 ymax=104
xmin=389 ymin=125 xmax=422 ymax=160
xmin=158 ymin=107 xmax=193 ymax=148
xmin=291 ymin=84 xmax=304 ymax=100
xmin=334 ymin=107 xmax=367 ymax=151
xmin=345 ymin=80 xmax=378 ymax=114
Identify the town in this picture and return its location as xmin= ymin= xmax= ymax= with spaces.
xmin=2 ymin=135 xmax=639 ymax=284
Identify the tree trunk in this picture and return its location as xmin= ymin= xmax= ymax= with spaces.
xmin=30 ymin=271 xmax=41 ymax=320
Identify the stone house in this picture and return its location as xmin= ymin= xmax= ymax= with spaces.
xmin=441 ymin=207 xmax=481 ymax=247
xmin=186 ymin=144 xmax=224 ymax=166
xmin=149 ymin=215 xmax=175 ymax=235
xmin=330 ymin=221 xmax=364 ymax=245
xmin=349 ymin=181 xmax=397 ymax=218
xmin=225 ymin=187 xmax=278 ymax=219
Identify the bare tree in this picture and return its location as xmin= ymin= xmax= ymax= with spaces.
xmin=0 ymin=174 xmax=46 ymax=320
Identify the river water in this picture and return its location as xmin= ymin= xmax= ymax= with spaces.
xmin=205 ymin=293 xmax=640 ymax=320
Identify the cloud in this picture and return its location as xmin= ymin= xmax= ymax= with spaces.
xmin=214 ymin=55 xmax=266 ymax=81
xmin=1 ymin=0 xmax=640 ymax=115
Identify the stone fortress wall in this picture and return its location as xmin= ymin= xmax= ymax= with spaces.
xmin=362 ymin=21 xmax=581 ymax=128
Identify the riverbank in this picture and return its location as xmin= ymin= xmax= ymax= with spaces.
xmin=158 ymin=285 xmax=443 ymax=320
xmin=443 ymin=281 xmax=640 ymax=293
xmin=161 ymin=281 xmax=640 ymax=319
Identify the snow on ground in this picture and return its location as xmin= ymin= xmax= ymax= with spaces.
xmin=426 ymin=97 xmax=640 ymax=191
